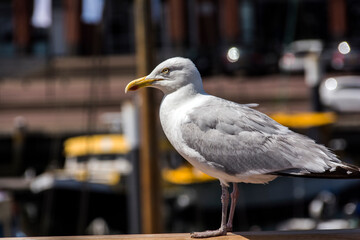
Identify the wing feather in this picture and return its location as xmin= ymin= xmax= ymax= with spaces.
xmin=180 ymin=98 xmax=341 ymax=176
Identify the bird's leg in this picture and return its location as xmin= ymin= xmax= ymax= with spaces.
xmin=226 ymin=183 xmax=239 ymax=232
xmin=191 ymin=183 xmax=229 ymax=238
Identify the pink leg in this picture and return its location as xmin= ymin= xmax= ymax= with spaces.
xmin=226 ymin=183 xmax=239 ymax=232
xmin=191 ymin=183 xmax=229 ymax=238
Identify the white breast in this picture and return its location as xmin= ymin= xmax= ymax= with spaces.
xmin=160 ymin=93 xmax=234 ymax=183
xmin=159 ymin=92 xmax=279 ymax=185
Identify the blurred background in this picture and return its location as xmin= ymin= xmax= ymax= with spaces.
xmin=0 ymin=0 xmax=360 ymax=237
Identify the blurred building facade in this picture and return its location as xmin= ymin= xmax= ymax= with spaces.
xmin=0 ymin=0 xmax=358 ymax=174
xmin=1 ymin=0 xmax=358 ymax=58
xmin=1 ymin=0 xmax=358 ymax=79
xmin=0 ymin=0 xmax=359 ymax=174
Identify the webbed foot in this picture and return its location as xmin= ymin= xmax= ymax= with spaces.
xmin=190 ymin=227 xmax=227 ymax=238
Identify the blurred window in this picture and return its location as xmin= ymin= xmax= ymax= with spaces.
xmin=0 ymin=1 xmax=14 ymax=56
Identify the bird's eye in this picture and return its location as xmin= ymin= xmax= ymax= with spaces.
xmin=161 ymin=68 xmax=170 ymax=74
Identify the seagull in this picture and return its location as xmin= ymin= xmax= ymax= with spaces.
xmin=125 ymin=57 xmax=360 ymax=238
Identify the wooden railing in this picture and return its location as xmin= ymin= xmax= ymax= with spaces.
xmin=2 ymin=229 xmax=360 ymax=240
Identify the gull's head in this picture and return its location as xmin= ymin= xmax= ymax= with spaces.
xmin=125 ymin=57 xmax=203 ymax=94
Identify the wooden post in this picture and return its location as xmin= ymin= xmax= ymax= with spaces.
xmin=328 ymin=0 xmax=347 ymax=39
xmin=63 ymin=0 xmax=81 ymax=54
xmin=134 ymin=0 xmax=162 ymax=234
xmin=169 ymin=0 xmax=186 ymax=51
xmin=221 ymin=0 xmax=239 ymax=44
xmin=12 ymin=0 xmax=31 ymax=55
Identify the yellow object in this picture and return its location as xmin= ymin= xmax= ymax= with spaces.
xmin=271 ymin=112 xmax=336 ymax=128
xmin=75 ymin=169 xmax=88 ymax=182
xmin=162 ymin=166 xmax=216 ymax=184
xmin=108 ymin=172 xmax=121 ymax=185
xmin=64 ymin=134 xmax=130 ymax=157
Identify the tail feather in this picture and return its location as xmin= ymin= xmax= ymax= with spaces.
xmin=271 ymin=162 xmax=360 ymax=179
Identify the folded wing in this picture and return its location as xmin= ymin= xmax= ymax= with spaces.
xmin=180 ymin=97 xmax=356 ymax=178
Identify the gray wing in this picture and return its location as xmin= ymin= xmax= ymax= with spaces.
xmin=180 ymin=98 xmax=341 ymax=176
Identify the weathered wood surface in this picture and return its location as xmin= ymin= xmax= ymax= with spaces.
xmin=2 ymin=229 xmax=360 ymax=240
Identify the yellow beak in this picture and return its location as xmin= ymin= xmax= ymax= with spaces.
xmin=125 ymin=76 xmax=161 ymax=93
